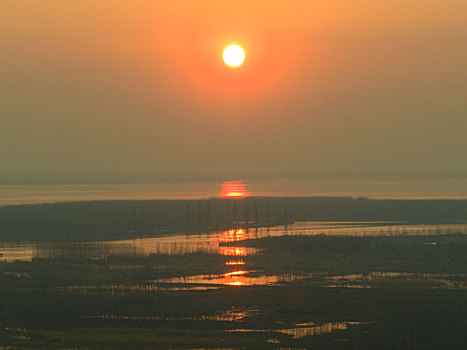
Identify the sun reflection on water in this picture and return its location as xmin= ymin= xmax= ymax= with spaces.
xmin=153 ymin=271 xmax=282 ymax=287
xmin=4 ymin=222 xmax=467 ymax=263
xmin=218 ymin=228 xmax=261 ymax=285
xmin=150 ymin=225 xmax=313 ymax=287
xmin=219 ymin=228 xmax=247 ymax=242
xmin=225 ymin=260 xmax=245 ymax=266
xmin=219 ymin=246 xmax=250 ymax=256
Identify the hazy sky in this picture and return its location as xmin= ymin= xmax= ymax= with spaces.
xmin=1 ymin=1 xmax=466 ymax=184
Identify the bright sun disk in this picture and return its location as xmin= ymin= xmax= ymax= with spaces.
xmin=223 ymin=45 xmax=245 ymax=67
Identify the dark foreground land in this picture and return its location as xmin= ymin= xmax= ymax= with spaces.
xmin=2 ymin=233 xmax=467 ymax=349
xmin=0 ymin=197 xmax=466 ymax=241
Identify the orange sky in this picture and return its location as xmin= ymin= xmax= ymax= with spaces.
xmin=0 ymin=1 xmax=466 ymax=183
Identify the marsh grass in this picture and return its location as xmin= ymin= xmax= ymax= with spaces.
xmin=2 ymin=233 xmax=467 ymax=348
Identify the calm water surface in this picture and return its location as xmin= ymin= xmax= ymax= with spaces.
xmin=2 ymin=221 xmax=467 ymax=289
xmin=2 ymin=221 xmax=467 ymax=263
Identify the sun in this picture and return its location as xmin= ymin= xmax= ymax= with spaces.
xmin=223 ymin=45 xmax=245 ymax=67
xmin=219 ymin=181 xmax=250 ymax=198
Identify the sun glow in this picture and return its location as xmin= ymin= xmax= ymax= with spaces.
xmin=220 ymin=181 xmax=250 ymax=198
xmin=223 ymin=45 xmax=245 ymax=67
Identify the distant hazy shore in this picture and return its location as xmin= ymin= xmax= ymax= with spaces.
xmin=1 ymin=178 xmax=467 ymax=206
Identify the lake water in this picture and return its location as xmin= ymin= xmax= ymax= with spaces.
xmin=2 ymin=221 xmax=466 ymax=263
xmin=1 ymin=178 xmax=467 ymax=205
xmin=2 ymin=221 xmax=467 ymax=289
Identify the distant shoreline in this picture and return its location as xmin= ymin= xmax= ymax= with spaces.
xmin=2 ymin=178 xmax=467 ymax=205
xmin=3 ymin=195 xmax=467 ymax=207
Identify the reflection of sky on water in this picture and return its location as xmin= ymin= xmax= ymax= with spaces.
xmin=228 ymin=321 xmax=371 ymax=338
xmin=2 ymin=221 xmax=467 ymax=265
xmin=96 ymin=222 xmax=467 ymax=259
xmin=81 ymin=309 xmax=371 ymax=338
xmin=153 ymin=271 xmax=278 ymax=287
xmin=0 ymin=242 xmax=36 ymax=262
xmin=82 ymin=306 xmax=255 ymax=322
xmin=5 ymin=223 xmax=467 ymax=290
xmin=152 ymin=270 xmax=311 ymax=287
xmin=323 ymin=272 xmax=467 ymax=289
xmin=145 ymin=228 xmax=293 ymax=287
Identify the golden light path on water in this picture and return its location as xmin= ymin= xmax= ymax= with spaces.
xmin=3 ymin=223 xmax=467 ymax=288
xmin=2 ymin=223 xmax=467 ymax=264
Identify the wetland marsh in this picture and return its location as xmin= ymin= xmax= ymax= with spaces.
xmin=2 ymin=216 xmax=467 ymax=349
